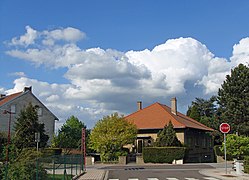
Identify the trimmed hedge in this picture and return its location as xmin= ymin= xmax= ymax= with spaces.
xmin=143 ymin=147 xmax=185 ymax=163
xmin=41 ymin=148 xmax=62 ymax=156
xmin=244 ymin=156 xmax=249 ymax=174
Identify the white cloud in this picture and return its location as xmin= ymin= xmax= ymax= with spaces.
xmin=9 ymin=72 xmax=27 ymax=77
xmin=10 ymin=26 xmax=38 ymax=47
xmin=5 ymin=26 xmax=249 ymax=129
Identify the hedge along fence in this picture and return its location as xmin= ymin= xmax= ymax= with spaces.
xmin=244 ymin=156 xmax=249 ymax=174
xmin=143 ymin=147 xmax=186 ymax=163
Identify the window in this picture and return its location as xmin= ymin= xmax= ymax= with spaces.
xmin=37 ymin=107 xmax=43 ymax=116
xmin=10 ymin=105 xmax=16 ymax=113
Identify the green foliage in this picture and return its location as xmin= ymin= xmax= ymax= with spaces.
xmin=244 ymin=156 xmax=249 ymax=174
xmin=4 ymin=149 xmax=47 ymax=180
xmin=187 ymin=96 xmax=223 ymax=145
xmin=41 ymin=148 xmax=62 ymax=156
xmin=0 ymin=132 xmax=7 ymax=160
xmin=14 ymin=103 xmax=49 ymax=149
xmin=90 ymin=113 xmax=137 ymax=162
xmin=220 ymin=134 xmax=249 ymax=159
xmin=155 ymin=121 xmax=181 ymax=147
xmin=51 ymin=116 xmax=89 ymax=153
xmin=218 ymin=64 xmax=249 ymax=135
xmin=143 ymin=147 xmax=185 ymax=163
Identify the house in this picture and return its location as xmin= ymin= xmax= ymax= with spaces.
xmin=0 ymin=87 xmax=58 ymax=144
xmin=125 ymin=98 xmax=214 ymax=163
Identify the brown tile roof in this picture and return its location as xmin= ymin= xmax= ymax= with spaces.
xmin=0 ymin=92 xmax=23 ymax=106
xmin=125 ymin=102 xmax=213 ymax=131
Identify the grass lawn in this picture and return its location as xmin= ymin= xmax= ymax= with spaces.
xmin=47 ymin=174 xmax=73 ymax=180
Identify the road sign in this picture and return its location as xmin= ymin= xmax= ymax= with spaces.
xmin=220 ymin=123 xmax=230 ymax=133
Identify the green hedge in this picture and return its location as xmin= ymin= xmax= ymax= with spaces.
xmin=41 ymin=148 xmax=62 ymax=156
xmin=244 ymin=156 xmax=249 ymax=174
xmin=143 ymin=147 xmax=185 ymax=163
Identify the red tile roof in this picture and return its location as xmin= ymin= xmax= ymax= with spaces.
xmin=0 ymin=92 xmax=22 ymax=106
xmin=125 ymin=102 xmax=213 ymax=131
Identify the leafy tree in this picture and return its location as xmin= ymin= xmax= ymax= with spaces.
xmin=217 ymin=64 xmax=249 ymax=135
xmin=14 ymin=103 xmax=49 ymax=150
xmin=90 ymin=113 xmax=137 ymax=162
xmin=220 ymin=134 xmax=249 ymax=159
xmin=51 ymin=116 xmax=89 ymax=153
xmin=187 ymin=96 xmax=223 ymax=145
xmin=0 ymin=132 xmax=7 ymax=160
xmin=155 ymin=121 xmax=181 ymax=147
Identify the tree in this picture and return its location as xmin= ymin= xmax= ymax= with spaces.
xmin=52 ymin=116 xmax=89 ymax=153
xmin=220 ymin=134 xmax=249 ymax=159
xmin=217 ymin=64 xmax=249 ymax=135
xmin=89 ymin=113 xmax=137 ymax=162
xmin=14 ymin=103 xmax=49 ymax=150
xmin=155 ymin=121 xmax=181 ymax=147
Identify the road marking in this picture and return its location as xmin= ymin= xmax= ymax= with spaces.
xmin=185 ymin=178 xmax=199 ymax=180
xmin=109 ymin=179 xmax=119 ymax=180
xmin=128 ymin=179 xmax=139 ymax=180
xmin=166 ymin=178 xmax=179 ymax=180
xmin=203 ymin=178 xmax=220 ymax=180
xmin=147 ymin=178 xmax=159 ymax=180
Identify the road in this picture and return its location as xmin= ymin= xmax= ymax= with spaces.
xmin=103 ymin=164 xmax=221 ymax=180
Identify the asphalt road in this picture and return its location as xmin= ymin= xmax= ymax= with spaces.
xmin=104 ymin=164 xmax=221 ymax=180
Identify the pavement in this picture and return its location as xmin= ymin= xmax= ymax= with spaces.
xmin=77 ymin=162 xmax=249 ymax=180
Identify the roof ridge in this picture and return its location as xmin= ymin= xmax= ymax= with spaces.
xmin=125 ymin=102 xmax=160 ymax=118
xmin=0 ymin=91 xmax=23 ymax=106
xmin=157 ymin=103 xmax=186 ymax=128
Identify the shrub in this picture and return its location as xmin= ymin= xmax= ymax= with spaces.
xmin=5 ymin=149 xmax=47 ymax=180
xmin=143 ymin=147 xmax=185 ymax=163
xmin=244 ymin=156 xmax=249 ymax=174
xmin=41 ymin=148 xmax=62 ymax=156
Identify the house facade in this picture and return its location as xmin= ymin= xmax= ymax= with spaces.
xmin=0 ymin=87 xmax=58 ymax=144
xmin=125 ymin=98 xmax=214 ymax=163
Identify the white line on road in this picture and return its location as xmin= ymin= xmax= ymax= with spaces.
xmin=147 ymin=178 xmax=159 ymax=180
xmin=166 ymin=178 xmax=179 ymax=180
xmin=185 ymin=178 xmax=199 ymax=180
xmin=203 ymin=178 xmax=220 ymax=180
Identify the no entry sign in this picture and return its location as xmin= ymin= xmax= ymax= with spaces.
xmin=220 ymin=123 xmax=230 ymax=133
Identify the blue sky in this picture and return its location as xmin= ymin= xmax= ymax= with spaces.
xmin=1 ymin=0 xmax=249 ymax=129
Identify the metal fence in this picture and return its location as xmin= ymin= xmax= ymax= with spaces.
xmin=1 ymin=154 xmax=84 ymax=180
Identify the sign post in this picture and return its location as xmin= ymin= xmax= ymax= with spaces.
xmin=220 ymin=123 xmax=230 ymax=174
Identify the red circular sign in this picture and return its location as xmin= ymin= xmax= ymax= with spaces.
xmin=220 ymin=123 xmax=230 ymax=133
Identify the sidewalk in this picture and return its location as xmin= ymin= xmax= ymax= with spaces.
xmin=199 ymin=162 xmax=249 ymax=180
xmin=77 ymin=162 xmax=249 ymax=180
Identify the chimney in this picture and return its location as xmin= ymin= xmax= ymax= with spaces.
xmin=0 ymin=94 xmax=6 ymax=98
xmin=171 ymin=97 xmax=177 ymax=115
xmin=137 ymin=101 xmax=142 ymax=111
xmin=24 ymin=86 xmax=32 ymax=92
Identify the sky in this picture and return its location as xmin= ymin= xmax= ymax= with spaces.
xmin=1 ymin=0 xmax=249 ymax=130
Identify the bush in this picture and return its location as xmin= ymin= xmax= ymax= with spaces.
xmin=5 ymin=149 xmax=47 ymax=180
xmin=244 ymin=156 xmax=249 ymax=174
xmin=41 ymin=148 xmax=62 ymax=156
xmin=143 ymin=147 xmax=185 ymax=163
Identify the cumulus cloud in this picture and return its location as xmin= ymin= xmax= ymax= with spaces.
xmin=4 ymin=26 xmax=249 ymax=128
xmin=10 ymin=26 xmax=38 ymax=47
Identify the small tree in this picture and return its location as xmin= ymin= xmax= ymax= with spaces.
xmin=14 ymin=103 xmax=49 ymax=150
xmin=90 ymin=113 xmax=137 ymax=162
xmin=51 ymin=116 xmax=89 ymax=153
xmin=155 ymin=121 xmax=181 ymax=147
xmin=220 ymin=134 xmax=249 ymax=159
